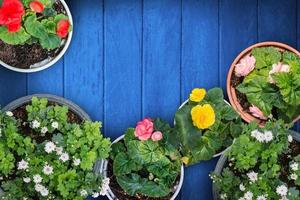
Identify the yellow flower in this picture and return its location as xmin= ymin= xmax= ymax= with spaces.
xmin=181 ymin=156 xmax=190 ymax=165
xmin=189 ymin=88 xmax=206 ymax=102
xmin=191 ymin=104 xmax=215 ymax=129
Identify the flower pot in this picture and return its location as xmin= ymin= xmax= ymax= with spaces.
xmin=0 ymin=0 xmax=73 ymax=73
xmin=212 ymin=130 xmax=300 ymax=200
xmin=227 ymin=41 xmax=300 ymax=126
xmin=99 ymin=135 xmax=185 ymax=200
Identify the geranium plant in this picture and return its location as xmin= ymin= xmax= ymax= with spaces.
xmin=109 ymin=118 xmax=182 ymax=199
xmin=0 ymin=97 xmax=111 ymax=199
xmin=174 ymin=87 xmax=242 ymax=165
xmin=0 ymin=0 xmax=71 ymax=49
xmin=233 ymin=46 xmax=300 ymax=122
xmin=211 ymin=120 xmax=300 ymax=200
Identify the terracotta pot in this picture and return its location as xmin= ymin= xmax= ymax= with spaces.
xmin=227 ymin=41 xmax=300 ymax=126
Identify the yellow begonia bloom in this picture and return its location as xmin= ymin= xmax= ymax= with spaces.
xmin=191 ymin=104 xmax=215 ymax=129
xmin=181 ymin=156 xmax=190 ymax=165
xmin=189 ymin=88 xmax=206 ymax=102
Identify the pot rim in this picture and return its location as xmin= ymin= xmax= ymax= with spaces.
xmin=0 ymin=0 xmax=73 ymax=73
xmin=226 ymin=41 xmax=300 ymax=126
xmin=212 ymin=130 xmax=300 ymax=200
xmin=176 ymin=99 xmax=232 ymax=158
xmin=98 ymin=134 xmax=185 ymax=200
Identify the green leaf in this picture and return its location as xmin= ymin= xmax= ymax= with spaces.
xmin=113 ymin=152 xmax=141 ymax=176
xmin=205 ymin=87 xmax=224 ymax=105
xmin=24 ymin=15 xmax=48 ymax=39
xmin=43 ymin=7 xmax=57 ymax=17
xmin=41 ymin=19 xmax=57 ymax=34
xmin=39 ymin=33 xmax=61 ymax=49
xmin=252 ymin=47 xmax=281 ymax=69
xmin=54 ymin=14 xmax=69 ymax=23
xmin=0 ymin=27 xmax=30 ymax=45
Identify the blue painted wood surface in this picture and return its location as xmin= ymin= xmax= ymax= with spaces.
xmin=0 ymin=0 xmax=299 ymax=199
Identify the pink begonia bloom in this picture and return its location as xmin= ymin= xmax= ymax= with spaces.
xmin=269 ymin=62 xmax=290 ymax=83
xmin=249 ymin=105 xmax=267 ymax=120
xmin=151 ymin=131 xmax=163 ymax=141
xmin=134 ymin=118 xmax=154 ymax=141
xmin=234 ymin=55 xmax=256 ymax=77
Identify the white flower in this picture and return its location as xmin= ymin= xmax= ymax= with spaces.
xmin=43 ymin=165 xmax=53 ymax=175
xmin=257 ymin=195 xmax=266 ymax=200
xmin=23 ymin=177 xmax=31 ymax=183
xmin=291 ymin=173 xmax=298 ymax=180
xmin=40 ymin=187 xmax=49 ymax=197
xmin=239 ymin=184 xmax=246 ymax=191
xmin=59 ymin=153 xmax=69 ymax=162
xmin=288 ymin=135 xmax=293 ymax=143
xmin=251 ymin=130 xmax=260 ymax=138
xmin=256 ymin=132 xmax=265 ymax=143
xmin=220 ymin=193 xmax=227 ymax=199
xmin=32 ymin=120 xmax=40 ymax=129
xmin=44 ymin=141 xmax=56 ymax=153
xmin=80 ymin=189 xmax=88 ymax=197
xmin=247 ymin=171 xmax=258 ymax=183
xmin=0 ymin=128 xmax=2 ymax=137
xmin=6 ymin=111 xmax=13 ymax=117
xmin=73 ymin=158 xmax=81 ymax=166
xmin=17 ymin=159 xmax=29 ymax=170
xmin=55 ymin=146 xmax=63 ymax=155
xmin=290 ymin=162 xmax=298 ymax=171
xmin=41 ymin=127 xmax=48 ymax=134
xmin=276 ymin=185 xmax=288 ymax=196
xmin=92 ymin=192 xmax=99 ymax=198
xmin=35 ymin=184 xmax=43 ymax=192
xmin=33 ymin=174 xmax=42 ymax=183
xmin=100 ymin=177 xmax=110 ymax=196
xmin=51 ymin=121 xmax=59 ymax=129
xmin=264 ymin=131 xmax=273 ymax=142
xmin=244 ymin=191 xmax=253 ymax=200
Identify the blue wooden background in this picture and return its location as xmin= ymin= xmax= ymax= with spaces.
xmin=0 ymin=0 xmax=300 ymax=199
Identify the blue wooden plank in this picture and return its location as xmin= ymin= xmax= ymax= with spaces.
xmin=219 ymin=0 xmax=257 ymax=92
xmin=258 ymin=0 xmax=297 ymax=46
xmin=142 ymin=0 xmax=181 ymax=124
xmin=0 ymin=68 xmax=27 ymax=106
xmin=64 ymin=0 xmax=104 ymax=121
xmin=181 ymin=1 xmax=219 ymax=199
xmin=104 ymin=0 xmax=142 ymax=139
xmin=27 ymin=60 xmax=64 ymax=96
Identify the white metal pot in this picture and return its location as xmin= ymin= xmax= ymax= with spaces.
xmin=98 ymin=135 xmax=185 ymax=200
xmin=0 ymin=0 xmax=73 ymax=73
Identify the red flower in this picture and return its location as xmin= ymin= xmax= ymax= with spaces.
xmin=0 ymin=0 xmax=25 ymax=33
xmin=56 ymin=19 xmax=70 ymax=38
xmin=29 ymin=1 xmax=44 ymax=13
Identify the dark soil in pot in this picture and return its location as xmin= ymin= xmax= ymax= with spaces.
xmin=0 ymin=1 xmax=67 ymax=69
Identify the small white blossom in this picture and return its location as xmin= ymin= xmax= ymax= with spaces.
xmin=40 ymin=187 xmax=49 ymax=197
xmin=0 ymin=128 xmax=2 ymax=137
xmin=23 ymin=177 xmax=31 ymax=183
xmin=92 ymin=192 xmax=99 ymax=198
xmin=43 ymin=165 xmax=53 ymax=175
xmin=59 ymin=153 xmax=69 ymax=162
xmin=32 ymin=120 xmax=40 ymax=129
xmin=51 ymin=121 xmax=59 ymax=129
xmin=99 ymin=177 xmax=110 ymax=196
xmin=55 ymin=147 xmax=63 ymax=155
xmin=263 ymin=131 xmax=273 ymax=142
xmin=239 ymin=184 xmax=246 ymax=191
xmin=41 ymin=127 xmax=48 ymax=134
xmin=33 ymin=174 xmax=42 ymax=183
xmin=291 ymin=173 xmax=298 ymax=180
xmin=244 ymin=191 xmax=253 ymax=200
xmin=73 ymin=158 xmax=81 ymax=166
xmin=251 ymin=130 xmax=260 ymax=138
xmin=80 ymin=189 xmax=88 ymax=197
xmin=256 ymin=132 xmax=265 ymax=143
xmin=220 ymin=193 xmax=227 ymax=199
xmin=5 ymin=111 xmax=13 ymax=117
xmin=290 ymin=162 xmax=298 ymax=171
xmin=288 ymin=135 xmax=293 ymax=143
xmin=45 ymin=141 xmax=56 ymax=153
xmin=276 ymin=185 xmax=288 ymax=196
xmin=17 ymin=159 xmax=29 ymax=170
xmin=35 ymin=184 xmax=43 ymax=192
xmin=257 ymin=195 xmax=266 ymax=200
xmin=247 ymin=171 xmax=258 ymax=183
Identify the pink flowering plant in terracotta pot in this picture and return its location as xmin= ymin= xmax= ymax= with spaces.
xmin=0 ymin=97 xmax=111 ymax=199
xmin=108 ymin=118 xmax=183 ymax=199
xmin=211 ymin=120 xmax=300 ymax=200
xmin=227 ymin=42 xmax=300 ymax=126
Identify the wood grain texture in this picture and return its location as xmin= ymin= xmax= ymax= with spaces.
xmin=64 ymin=0 xmax=104 ymax=121
xmin=142 ymin=0 xmax=181 ymax=124
xmin=104 ymin=0 xmax=142 ymax=139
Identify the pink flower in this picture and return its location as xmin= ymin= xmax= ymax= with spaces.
xmin=234 ymin=55 xmax=256 ymax=77
xmin=269 ymin=62 xmax=290 ymax=83
xmin=134 ymin=118 xmax=154 ymax=141
xmin=151 ymin=131 xmax=163 ymax=141
xmin=249 ymin=105 xmax=267 ymax=120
